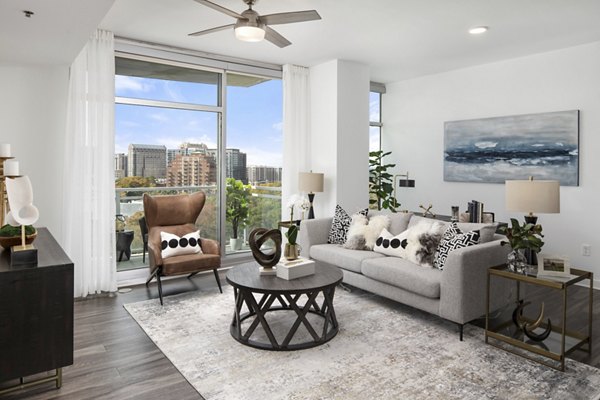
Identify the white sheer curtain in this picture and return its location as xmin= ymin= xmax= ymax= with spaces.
xmin=282 ymin=64 xmax=311 ymax=214
xmin=63 ymin=30 xmax=117 ymax=297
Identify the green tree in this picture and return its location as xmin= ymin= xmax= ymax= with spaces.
xmin=226 ymin=178 xmax=251 ymax=239
xmin=369 ymin=150 xmax=400 ymax=211
xmin=115 ymin=176 xmax=156 ymax=198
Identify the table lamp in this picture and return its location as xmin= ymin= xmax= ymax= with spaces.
xmin=505 ymin=176 xmax=560 ymax=264
xmin=299 ymin=172 xmax=324 ymax=219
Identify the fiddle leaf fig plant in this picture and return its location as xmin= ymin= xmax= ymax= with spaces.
xmin=369 ymin=150 xmax=400 ymax=212
xmin=499 ymin=218 xmax=544 ymax=253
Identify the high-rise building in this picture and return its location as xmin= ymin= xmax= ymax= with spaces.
xmin=206 ymin=148 xmax=247 ymax=183
xmin=247 ymin=165 xmax=282 ymax=184
xmin=128 ymin=144 xmax=167 ymax=180
xmin=167 ymin=153 xmax=216 ymax=186
xmin=114 ymin=153 xmax=128 ymax=179
xmin=167 ymin=143 xmax=210 ymax=167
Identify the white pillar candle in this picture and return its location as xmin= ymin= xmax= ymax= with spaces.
xmin=0 ymin=144 xmax=10 ymax=157
xmin=4 ymin=160 xmax=19 ymax=176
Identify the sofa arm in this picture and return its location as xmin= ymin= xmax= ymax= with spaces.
xmin=439 ymin=239 xmax=511 ymax=324
xmin=297 ymin=217 xmax=333 ymax=259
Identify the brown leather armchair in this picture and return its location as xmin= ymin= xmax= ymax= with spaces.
xmin=143 ymin=192 xmax=222 ymax=305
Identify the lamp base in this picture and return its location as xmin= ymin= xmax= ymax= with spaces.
xmin=307 ymin=193 xmax=315 ymax=219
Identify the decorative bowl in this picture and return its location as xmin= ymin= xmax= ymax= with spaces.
xmin=0 ymin=231 xmax=37 ymax=249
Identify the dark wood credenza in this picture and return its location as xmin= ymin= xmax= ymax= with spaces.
xmin=0 ymin=228 xmax=74 ymax=394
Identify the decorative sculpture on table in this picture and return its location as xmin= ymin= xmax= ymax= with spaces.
xmin=5 ymin=176 xmax=39 ymax=266
xmin=512 ymin=300 xmax=552 ymax=342
xmin=248 ymin=228 xmax=282 ymax=275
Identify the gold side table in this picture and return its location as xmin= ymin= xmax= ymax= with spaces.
xmin=485 ymin=265 xmax=593 ymax=371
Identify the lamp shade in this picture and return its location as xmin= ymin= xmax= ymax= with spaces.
xmin=505 ymin=179 xmax=560 ymax=214
xmin=299 ymin=172 xmax=324 ymax=193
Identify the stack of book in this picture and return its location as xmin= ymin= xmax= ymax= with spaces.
xmin=276 ymin=257 xmax=315 ymax=280
xmin=464 ymin=200 xmax=495 ymax=223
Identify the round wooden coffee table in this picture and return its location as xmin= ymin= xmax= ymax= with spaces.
xmin=226 ymin=262 xmax=343 ymax=351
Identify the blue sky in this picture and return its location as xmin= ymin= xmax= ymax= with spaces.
xmin=115 ymin=74 xmax=283 ymax=167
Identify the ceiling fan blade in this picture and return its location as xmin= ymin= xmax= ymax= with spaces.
xmin=260 ymin=10 xmax=321 ymax=25
xmin=188 ymin=24 xmax=235 ymax=37
xmin=264 ymin=26 xmax=291 ymax=48
xmin=193 ymin=0 xmax=245 ymax=19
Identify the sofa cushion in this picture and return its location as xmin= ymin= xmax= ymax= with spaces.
xmin=368 ymin=210 xmax=413 ymax=236
xmin=373 ymin=228 xmax=409 ymax=258
xmin=310 ymin=244 xmax=385 ymax=273
xmin=361 ymin=257 xmax=442 ymax=299
xmin=328 ymin=205 xmax=369 ymax=244
xmin=409 ymin=216 xmax=497 ymax=244
xmin=345 ymin=214 xmax=390 ymax=250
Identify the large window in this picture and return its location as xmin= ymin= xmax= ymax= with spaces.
xmin=369 ymin=87 xmax=384 ymax=152
xmin=114 ymin=53 xmax=282 ymax=271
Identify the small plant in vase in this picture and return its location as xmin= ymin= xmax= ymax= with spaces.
xmin=284 ymin=224 xmax=300 ymax=261
xmin=499 ymin=218 xmax=544 ymax=273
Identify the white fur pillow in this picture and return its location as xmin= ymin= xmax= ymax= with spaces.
xmin=345 ymin=214 xmax=391 ymax=250
xmin=404 ymin=221 xmax=445 ymax=267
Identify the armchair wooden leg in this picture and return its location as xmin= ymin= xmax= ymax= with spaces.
xmin=213 ymin=269 xmax=223 ymax=293
xmin=156 ymin=271 xmax=164 ymax=306
xmin=458 ymin=323 xmax=464 ymax=341
xmin=187 ymin=272 xmax=199 ymax=279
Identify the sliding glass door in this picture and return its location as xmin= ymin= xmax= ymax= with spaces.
xmin=114 ymin=54 xmax=282 ymax=270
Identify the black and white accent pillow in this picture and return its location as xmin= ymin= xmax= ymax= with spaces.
xmin=161 ymin=230 xmax=203 ymax=259
xmin=327 ymin=205 xmax=369 ymax=244
xmin=433 ymin=223 xmax=480 ymax=270
xmin=373 ymin=228 xmax=409 ymax=258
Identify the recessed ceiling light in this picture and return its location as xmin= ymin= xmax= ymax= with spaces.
xmin=469 ymin=26 xmax=488 ymax=35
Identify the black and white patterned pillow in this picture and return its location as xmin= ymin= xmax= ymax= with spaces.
xmin=161 ymin=230 xmax=203 ymax=259
xmin=327 ymin=205 xmax=369 ymax=244
xmin=433 ymin=223 xmax=480 ymax=270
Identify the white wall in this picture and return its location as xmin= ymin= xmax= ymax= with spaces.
xmin=309 ymin=59 xmax=370 ymax=218
xmin=0 ymin=65 xmax=69 ymax=241
xmin=383 ymin=41 xmax=600 ymax=274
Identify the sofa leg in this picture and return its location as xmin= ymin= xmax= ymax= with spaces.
xmin=458 ymin=323 xmax=464 ymax=341
xmin=213 ymin=269 xmax=223 ymax=293
xmin=339 ymin=283 xmax=352 ymax=293
xmin=187 ymin=272 xmax=198 ymax=279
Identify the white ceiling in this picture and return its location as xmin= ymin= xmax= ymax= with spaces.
xmin=3 ymin=0 xmax=600 ymax=83
xmin=0 ymin=0 xmax=115 ymax=65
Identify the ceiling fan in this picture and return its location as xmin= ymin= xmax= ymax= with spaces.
xmin=188 ymin=0 xmax=321 ymax=48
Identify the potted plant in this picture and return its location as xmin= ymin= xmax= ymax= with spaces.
xmin=0 ymin=224 xmax=37 ymax=249
xmin=284 ymin=224 xmax=300 ymax=261
xmin=499 ymin=218 xmax=544 ymax=273
xmin=369 ymin=150 xmax=400 ymax=211
xmin=226 ymin=178 xmax=251 ymax=251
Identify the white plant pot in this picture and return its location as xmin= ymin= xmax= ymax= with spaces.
xmin=230 ymin=238 xmax=243 ymax=251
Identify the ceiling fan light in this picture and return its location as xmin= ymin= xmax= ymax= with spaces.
xmin=234 ymin=26 xmax=265 ymax=42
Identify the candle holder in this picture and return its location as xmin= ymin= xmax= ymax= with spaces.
xmin=0 ymin=156 xmax=18 ymax=227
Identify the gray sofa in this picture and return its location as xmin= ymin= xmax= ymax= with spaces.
xmin=298 ymin=213 xmax=511 ymax=339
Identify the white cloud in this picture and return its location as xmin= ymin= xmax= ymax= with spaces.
xmin=115 ymin=75 xmax=153 ymax=93
xmin=272 ymin=121 xmax=283 ymax=131
xmin=149 ymin=113 xmax=169 ymax=122
xmin=163 ymin=81 xmax=185 ymax=103
xmin=370 ymin=99 xmax=380 ymax=122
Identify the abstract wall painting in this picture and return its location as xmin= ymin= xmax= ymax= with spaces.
xmin=444 ymin=110 xmax=579 ymax=186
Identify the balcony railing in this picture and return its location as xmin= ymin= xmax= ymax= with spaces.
xmin=115 ymin=184 xmax=281 ymax=271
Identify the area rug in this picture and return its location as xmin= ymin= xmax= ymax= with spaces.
xmin=124 ymin=284 xmax=600 ymax=400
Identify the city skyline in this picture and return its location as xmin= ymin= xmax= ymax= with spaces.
xmin=115 ymin=72 xmax=283 ymax=168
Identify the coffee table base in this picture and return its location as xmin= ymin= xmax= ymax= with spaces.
xmin=230 ymin=285 xmax=339 ymax=351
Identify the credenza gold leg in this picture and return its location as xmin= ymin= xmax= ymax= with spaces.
xmin=0 ymin=368 xmax=63 ymax=395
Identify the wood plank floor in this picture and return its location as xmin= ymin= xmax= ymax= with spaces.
xmin=1 ymin=269 xmax=599 ymax=399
